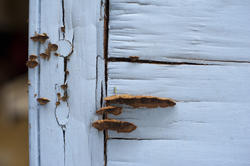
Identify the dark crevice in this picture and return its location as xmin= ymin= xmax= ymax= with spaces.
xmin=61 ymin=0 xmax=65 ymax=38
xmin=63 ymin=57 xmax=68 ymax=83
xmin=168 ymin=57 xmax=250 ymax=64
xmin=103 ymin=0 xmax=109 ymax=166
xmin=104 ymin=0 xmax=109 ymax=97
xmin=108 ymin=57 xmax=214 ymax=65
xmin=100 ymin=82 xmax=104 ymax=107
xmin=62 ymin=128 xmax=66 ymax=166
xmin=109 ymin=137 xmax=179 ymax=141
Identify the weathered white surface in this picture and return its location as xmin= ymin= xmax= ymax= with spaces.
xmin=108 ymin=63 xmax=250 ymax=102
xmin=108 ymin=140 xmax=250 ymax=166
xmin=28 ymin=0 xmax=40 ymax=165
xmin=29 ymin=0 xmax=104 ymax=166
xmin=106 ymin=62 xmax=250 ymax=166
xmin=109 ymin=0 xmax=250 ymax=63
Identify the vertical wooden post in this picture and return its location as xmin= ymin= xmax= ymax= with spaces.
xmin=28 ymin=0 xmax=105 ymax=166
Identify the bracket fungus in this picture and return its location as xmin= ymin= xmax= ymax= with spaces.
xmin=30 ymin=33 xmax=49 ymax=43
xmin=39 ymin=53 xmax=50 ymax=60
xmin=96 ymin=106 xmax=122 ymax=115
xmin=37 ymin=97 xmax=50 ymax=105
xmin=105 ymin=94 xmax=176 ymax=108
xmin=92 ymin=119 xmax=136 ymax=133
xmin=26 ymin=55 xmax=38 ymax=68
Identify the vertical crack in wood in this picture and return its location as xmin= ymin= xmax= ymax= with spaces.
xmin=103 ymin=0 xmax=109 ymax=165
xmin=61 ymin=0 xmax=65 ymax=39
xmin=62 ymin=128 xmax=66 ymax=166
xmin=104 ymin=0 xmax=109 ymax=97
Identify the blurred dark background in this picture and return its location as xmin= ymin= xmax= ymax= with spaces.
xmin=0 ymin=0 xmax=29 ymax=165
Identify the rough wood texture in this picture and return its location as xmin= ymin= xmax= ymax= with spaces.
xmin=29 ymin=0 xmax=105 ymax=166
xmin=107 ymin=1 xmax=250 ymax=165
xmin=106 ymin=62 xmax=250 ymax=165
xmin=109 ymin=0 xmax=250 ymax=63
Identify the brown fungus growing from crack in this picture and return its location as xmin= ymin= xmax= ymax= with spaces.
xmin=48 ymin=43 xmax=58 ymax=51
xmin=96 ymin=106 xmax=122 ymax=115
xmin=61 ymin=84 xmax=68 ymax=90
xmin=54 ymin=53 xmax=60 ymax=56
xmin=105 ymin=94 xmax=176 ymax=108
xmin=129 ymin=56 xmax=139 ymax=62
xmin=56 ymin=101 xmax=60 ymax=106
xmin=30 ymin=33 xmax=49 ymax=43
xmin=61 ymin=94 xmax=68 ymax=102
xmin=29 ymin=55 xmax=38 ymax=60
xmin=92 ymin=119 xmax=136 ymax=133
xmin=37 ymin=97 xmax=50 ymax=105
xmin=39 ymin=53 xmax=50 ymax=60
xmin=26 ymin=59 xmax=38 ymax=68
xmin=61 ymin=26 xmax=65 ymax=33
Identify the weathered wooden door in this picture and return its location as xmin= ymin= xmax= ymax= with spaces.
xmin=29 ymin=0 xmax=250 ymax=166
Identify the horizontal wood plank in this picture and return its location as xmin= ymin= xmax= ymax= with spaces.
xmin=107 ymin=139 xmax=250 ymax=166
xmin=109 ymin=0 xmax=250 ymax=63
xmin=107 ymin=62 xmax=250 ymax=102
xmin=106 ymin=62 xmax=250 ymax=165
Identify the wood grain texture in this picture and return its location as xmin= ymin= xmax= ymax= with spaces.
xmin=108 ymin=62 xmax=250 ymax=102
xmin=106 ymin=62 xmax=250 ymax=165
xmin=107 ymin=139 xmax=250 ymax=166
xmin=28 ymin=0 xmax=40 ymax=166
xmin=109 ymin=0 xmax=250 ymax=63
xmin=29 ymin=0 xmax=104 ymax=166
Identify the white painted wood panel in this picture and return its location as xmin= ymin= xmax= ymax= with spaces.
xmin=107 ymin=62 xmax=250 ymax=102
xmin=28 ymin=0 xmax=40 ymax=165
xmin=109 ymin=0 xmax=250 ymax=63
xmin=29 ymin=0 xmax=105 ymax=166
xmin=108 ymin=140 xmax=250 ymax=166
xmin=106 ymin=62 xmax=250 ymax=165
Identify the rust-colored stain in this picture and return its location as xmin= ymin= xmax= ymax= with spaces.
xmin=96 ymin=106 xmax=122 ymax=115
xmin=129 ymin=56 xmax=139 ymax=62
xmin=37 ymin=97 xmax=50 ymax=105
xmin=39 ymin=53 xmax=50 ymax=60
xmin=30 ymin=33 xmax=49 ymax=43
xmin=92 ymin=119 xmax=136 ymax=133
xmin=105 ymin=94 xmax=176 ymax=108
